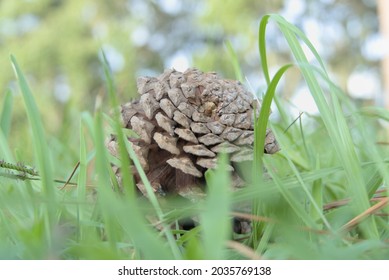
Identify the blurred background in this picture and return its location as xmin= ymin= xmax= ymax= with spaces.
xmin=0 ymin=0 xmax=385 ymax=159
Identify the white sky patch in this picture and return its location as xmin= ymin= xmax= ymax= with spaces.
xmin=280 ymin=0 xmax=306 ymax=23
xmin=322 ymin=21 xmax=345 ymax=45
xmin=347 ymin=17 xmax=363 ymax=38
xmin=347 ymin=69 xmax=380 ymax=99
xmin=54 ymin=75 xmax=71 ymax=103
xmin=362 ymin=33 xmax=389 ymax=61
xmin=18 ymin=14 xmax=40 ymax=34
xmin=101 ymin=45 xmax=125 ymax=72
xmin=129 ymin=1 xmax=149 ymax=16
xmin=290 ymin=85 xmax=319 ymax=115
xmin=131 ymin=26 xmax=150 ymax=47
xmin=148 ymin=33 xmax=166 ymax=51
xmin=166 ymin=52 xmax=190 ymax=71
xmin=0 ymin=15 xmax=40 ymax=36
xmin=158 ymin=0 xmax=182 ymax=14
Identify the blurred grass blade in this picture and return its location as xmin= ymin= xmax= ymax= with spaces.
xmin=0 ymin=129 xmax=14 ymax=162
xmin=122 ymin=136 xmax=180 ymax=259
xmin=104 ymin=113 xmax=176 ymax=259
xmin=93 ymin=109 xmax=173 ymax=259
xmin=311 ymin=157 xmax=323 ymax=224
xmin=81 ymin=111 xmax=95 ymax=138
xmin=76 ymin=119 xmax=88 ymax=241
xmin=285 ymin=157 xmax=330 ymax=230
xmin=93 ymin=110 xmax=120 ymax=252
xmin=256 ymin=223 xmax=274 ymax=255
xmin=93 ymin=109 xmax=172 ymax=259
xmin=10 ymin=55 xmax=56 ymax=237
xmin=100 ymin=52 xmax=180 ymax=259
xmin=225 ymin=40 xmax=244 ymax=83
xmin=265 ymin=158 xmax=317 ymax=229
xmin=201 ymin=153 xmax=231 ymax=259
xmin=360 ymin=106 xmax=389 ymax=122
xmin=1 ymin=89 xmax=13 ymax=138
xmin=78 ymin=121 xmax=88 ymax=202
xmin=100 ymin=50 xmax=135 ymax=196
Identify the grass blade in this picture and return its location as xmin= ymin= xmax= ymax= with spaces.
xmin=254 ymin=64 xmax=292 ymax=178
xmin=10 ymin=55 xmax=56 ymax=243
xmin=201 ymin=153 xmax=231 ymax=259
xmin=1 ymin=89 xmax=13 ymax=138
xmin=100 ymin=52 xmax=180 ymax=259
xmin=225 ymin=40 xmax=244 ymax=83
xmin=93 ymin=110 xmax=121 ymax=252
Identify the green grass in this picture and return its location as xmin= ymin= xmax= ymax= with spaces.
xmin=0 ymin=15 xmax=388 ymax=259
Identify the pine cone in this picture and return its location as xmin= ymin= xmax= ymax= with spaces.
xmin=107 ymin=68 xmax=279 ymax=200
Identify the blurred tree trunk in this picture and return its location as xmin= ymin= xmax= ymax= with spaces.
xmin=378 ymin=0 xmax=389 ymax=109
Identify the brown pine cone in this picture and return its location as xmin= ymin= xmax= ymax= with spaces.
xmin=107 ymin=68 xmax=279 ymax=201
